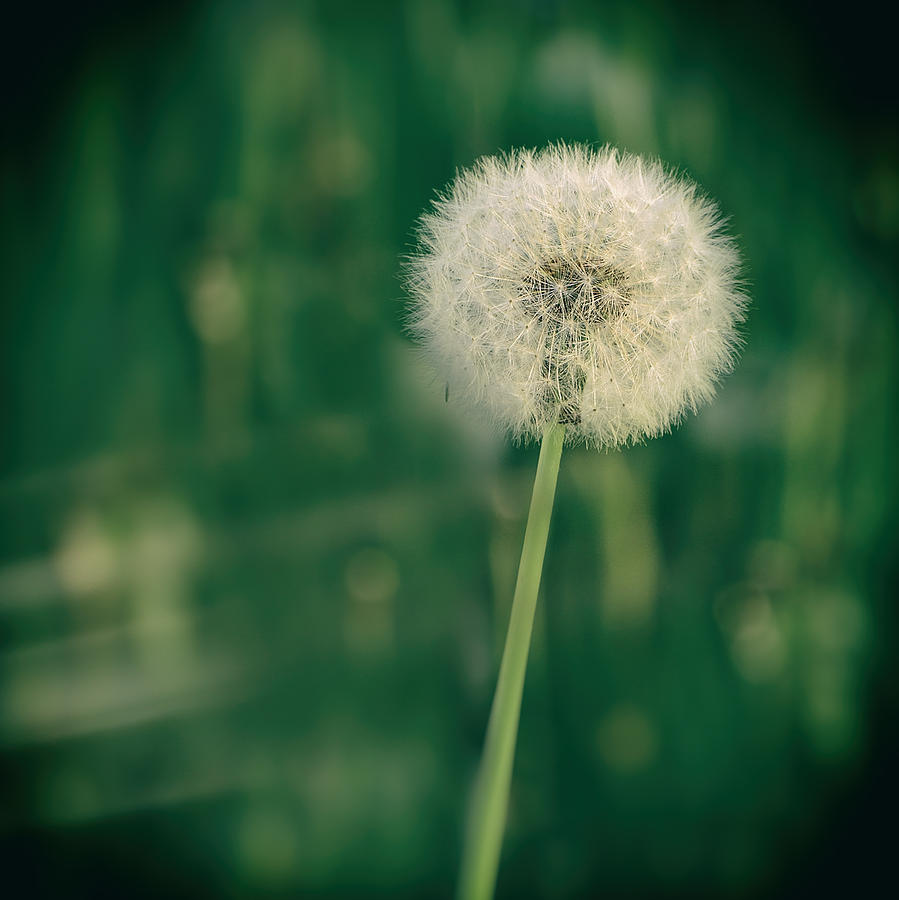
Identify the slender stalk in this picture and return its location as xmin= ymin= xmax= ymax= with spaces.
xmin=458 ymin=422 xmax=565 ymax=900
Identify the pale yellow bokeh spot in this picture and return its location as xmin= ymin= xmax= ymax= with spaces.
xmin=596 ymin=704 xmax=658 ymax=774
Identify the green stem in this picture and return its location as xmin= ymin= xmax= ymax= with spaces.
xmin=457 ymin=422 xmax=565 ymax=900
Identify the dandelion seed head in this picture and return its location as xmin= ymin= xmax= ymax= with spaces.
xmin=405 ymin=143 xmax=747 ymax=447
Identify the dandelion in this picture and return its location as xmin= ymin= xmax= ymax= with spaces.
xmin=405 ymin=143 xmax=746 ymax=900
xmin=407 ymin=143 xmax=744 ymax=447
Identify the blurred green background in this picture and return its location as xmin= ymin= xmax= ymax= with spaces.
xmin=1 ymin=1 xmax=897 ymax=897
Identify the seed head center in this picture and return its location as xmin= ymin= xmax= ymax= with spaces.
xmin=521 ymin=256 xmax=629 ymax=325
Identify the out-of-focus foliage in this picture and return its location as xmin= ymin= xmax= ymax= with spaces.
xmin=1 ymin=1 xmax=896 ymax=897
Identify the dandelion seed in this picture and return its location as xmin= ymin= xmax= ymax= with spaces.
xmin=406 ymin=143 xmax=746 ymax=447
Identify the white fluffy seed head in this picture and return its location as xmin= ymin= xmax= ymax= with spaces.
xmin=405 ymin=143 xmax=747 ymax=448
